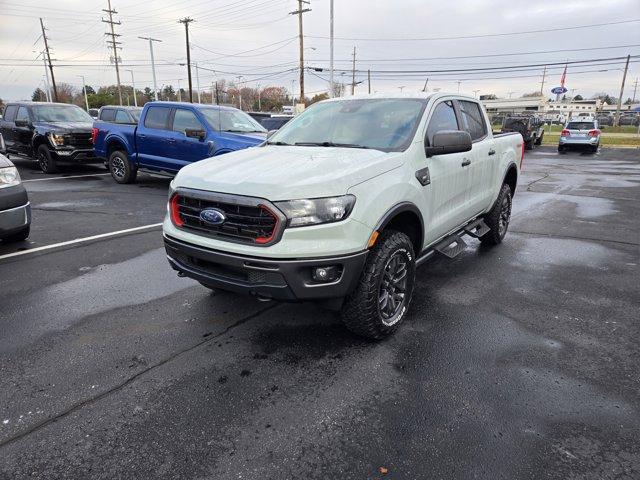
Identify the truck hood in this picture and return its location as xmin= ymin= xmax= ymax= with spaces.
xmin=175 ymin=145 xmax=402 ymax=200
xmin=217 ymin=130 xmax=267 ymax=146
xmin=34 ymin=121 xmax=93 ymax=133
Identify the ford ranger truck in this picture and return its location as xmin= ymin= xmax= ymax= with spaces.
xmin=163 ymin=94 xmax=523 ymax=340
xmin=92 ymin=102 xmax=267 ymax=184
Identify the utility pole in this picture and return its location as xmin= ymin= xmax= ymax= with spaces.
xmin=614 ymin=54 xmax=630 ymax=127
xmin=211 ymin=82 xmax=215 ymax=105
xmin=215 ymin=81 xmax=220 ymax=105
xmin=39 ymin=18 xmax=57 ymax=102
xmin=102 ymin=0 xmax=123 ymax=105
xmin=138 ymin=36 xmax=161 ymax=101
xmin=422 ymin=78 xmax=429 ymax=92
xmin=351 ymin=46 xmax=356 ymax=95
xmin=126 ymin=70 xmax=137 ymax=106
xmin=40 ymin=52 xmax=52 ymax=102
xmin=457 ymin=81 xmax=462 ymax=94
xmin=473 ymin=89 xmax=480 ymax=98
xmin=236 ymin=76 xmax=245 ymax=110
xmin=257 ymin=83 xmax=262 ymax=111
xmin=540 ymin=65 xmax=547 ymax=96
xmin=367 ymin=69 xmax=371 ymax=94
xmin=179 ymin=17 xmax=195 ymax=103
xmin=329 ymin=0 xmax=334 ymax=98
xmin=632 ymin=77 xmax=638 ymax=103
xmin=194 ymin=63 xmax=201 ymax=103
xmin=290 ymin=0 xmax=311 ymax=105
xmin=77 ymin=75 xmax=89 ymax=111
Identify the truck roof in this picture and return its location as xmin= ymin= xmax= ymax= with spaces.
xmin=147 ymin=101 xmax=240 ymax=111
xmin=321 ymin=92 xmax=480 ymax=103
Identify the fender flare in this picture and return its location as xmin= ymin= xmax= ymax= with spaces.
xmin=373 ymin=201 xmax=425 ymax=251
xmin=501 ymin=161 xmax=518 ymax=193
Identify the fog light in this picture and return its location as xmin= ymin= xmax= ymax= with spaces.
xmin=312 ymin=265 xmax=339 ymax=283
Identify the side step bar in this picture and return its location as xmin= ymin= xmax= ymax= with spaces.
xmin=416 ymin=218 xmax=490 ymax=264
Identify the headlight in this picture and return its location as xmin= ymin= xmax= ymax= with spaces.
xmin=275 ymin=195 xmax=356 ymax=227
xmin=49 ymin=133 xmax=66 ymax=146
xmin=0 ymin=166 xmax=21 ymax=189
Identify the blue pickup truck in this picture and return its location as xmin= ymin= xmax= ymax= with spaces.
xmin=92 ymin=102 xmax=267 ymax=183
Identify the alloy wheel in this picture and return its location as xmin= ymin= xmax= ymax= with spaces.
xmin=379 ymin=252 xmax=409 ymax=325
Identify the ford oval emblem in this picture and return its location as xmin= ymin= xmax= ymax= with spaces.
xmin=199 ymin=208 xmax=226 ymax=225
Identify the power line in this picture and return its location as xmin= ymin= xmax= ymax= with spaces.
xmin=305 ymin=18 xmax=640 ymax=42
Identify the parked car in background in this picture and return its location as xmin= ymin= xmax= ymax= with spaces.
xmin=93 ymin=102 xmax=267 ymax=183
xmin=596 ymin=114 xmax=613 ymax=126
xmin=0 ymin=102 xmax=99 ymax=173
xmin=248 ymin=112 xmax=293 ymax=131
xmin=164 ymin=93 xmax=523 ymax=340
xmin=97 ymin=106 xmax=142 ymax=125
xmin=619 ymin=113 xmax=639 ymax=126
xmin=559 ymin=120 xmax=600 ymax=153
xmin=88 ymin=108 xmax=99 ymax=119
xmin=0 ymin=133 xmax=31 ymax=243
xmin=501 ymin=115 xmax=545 ymax=149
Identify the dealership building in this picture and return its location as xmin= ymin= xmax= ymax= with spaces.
xmin=481 ymin=97 xmax=640 ymax=116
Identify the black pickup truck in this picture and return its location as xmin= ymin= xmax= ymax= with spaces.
xmin=0 ymin=102 xmax=99 ymax=173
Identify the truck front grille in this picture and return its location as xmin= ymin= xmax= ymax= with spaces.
xmin=172 ymin=193 xmax=281 ymax=245
xmin=69 ymin=132 xmax=93 ymax=148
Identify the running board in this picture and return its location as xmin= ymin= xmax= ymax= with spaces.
xmin=463 ymin=218 xmax=490 ymax=238
xmin=433 ymin=234 xmax=468 ymax=259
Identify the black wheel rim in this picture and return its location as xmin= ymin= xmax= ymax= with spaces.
xmin=38 ymin=151 xmax=48 ymax=170
xmin=498 ymin=194 xmax=511 ymax=237
xmin=111 ymin=156 xmax=125 ymax=179
xmin=379 ymin=252 xmax=409 ymax=326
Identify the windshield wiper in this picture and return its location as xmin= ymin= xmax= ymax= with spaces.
xmin=266 ymin=141 xmax=292 ymax=146
xmin=294 ymin=141 xmax=371 ymax=149
xmin=221 ymin=129 xmax=264 ymax=133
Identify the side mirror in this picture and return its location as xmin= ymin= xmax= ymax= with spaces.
xmin=425 ymin=130 xmax=472 ymax=157
xmin=266 ymin=130 xmax=277 ymax=139
xmin=185 ymin=128 xmax=206 ymax=141
xmin=14 ymin=119 xmax=30 ymax=128
xmin=0 ymin=133 xmax=6 ymax=154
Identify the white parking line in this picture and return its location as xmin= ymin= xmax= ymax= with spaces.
xmin=22 ymin=173 xmax=111 ymax=182
xmin=0 ymin=223 xmax=163 ymax=261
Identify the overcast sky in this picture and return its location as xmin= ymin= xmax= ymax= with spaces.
xmin=1 ymin=0 xmax=639 ymax=102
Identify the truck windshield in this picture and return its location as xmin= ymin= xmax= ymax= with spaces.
xmin=31 ymin=105 xmax=93 ymax=122
xmin=268 ymin=98 xmax=428 ymax=152
xmin=199 ymin=108 xmax=267 ymax=133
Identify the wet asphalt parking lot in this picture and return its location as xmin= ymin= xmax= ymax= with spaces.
xmin=0 ymin=146 xmax=639 ymax=479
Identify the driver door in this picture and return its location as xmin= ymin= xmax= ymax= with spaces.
xmin=419 ymin=100 xmax=473 ymax=245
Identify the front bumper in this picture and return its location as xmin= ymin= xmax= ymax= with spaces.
xmin=164 ymin=234 xmax=368 ymax=301
xmin=0 ymin=202 xmax=31 ymax=237
xmin=52 ymin=147 xmax=100 ymax=162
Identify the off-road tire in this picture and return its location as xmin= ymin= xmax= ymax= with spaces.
xmin=341 ymin=230 xmax=416 ymax=340
xmin=109 ymin=150 xmax=137 ymax=184
xmin=525 ymin=138 xmax=534 ymax=150
xmin=37 ymin=144 xmax=58 ymax=173
xmin=481 ymin=183 xmax=512 ymax=246
xmin=2 ymin=226 xmax=30 ymax=243
xmin=535 ymin=131 xmax=544 ymax=145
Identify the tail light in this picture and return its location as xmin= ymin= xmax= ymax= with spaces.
xmin=561 ymin=129 xmax=570 ymax=137
xmin=91 ymin=127 xmax=99 ymax=144
xmin=169 ymin=194 xmax=183 ymax=227
xmin=588 ymin=129 xmax=600 ymax=137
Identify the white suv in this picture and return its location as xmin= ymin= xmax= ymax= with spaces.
xmin=163 ymin=93 xmax=523 ymax=339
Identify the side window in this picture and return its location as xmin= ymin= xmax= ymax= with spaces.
xmin=144 ymin=107 xmax=171 ymax=130
xmin=3 ymin=105 xmax=18 ymax=122
xmin=115 ymin=110 xmax=131 ymax=124
xmin=458 ymin=101 xmax=487 ymax=141
xmin=172 ymin=109 xmax=203 ymax=135
xmin=101 ymin=109 xmax=116 ymax=122
xmin=426 ymin=101 xmax=458 ymax=145
xmin=16 ymin=107 xmax=30 ymax=123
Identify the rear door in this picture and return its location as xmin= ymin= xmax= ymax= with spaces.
xmin=0 ymin=105 xmax=18 ymax=150
xmin=421 ymin=99 xmax=473 ymax=244
xmin=135 ymin=105 xmax=174 ymax=171
xmin=456 ymin=99 xmax=493 ymax=216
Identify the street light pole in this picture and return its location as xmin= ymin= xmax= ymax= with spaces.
xmin=195 ymin=63 xmax=201 ymax=103
xmin=329 ymin=0 xmax=334 ymax=98
xmin=77 ymin=75 xmax=89 ymax=111
xmin=126 ymin=70 xmax=137 ymax=106
xmin=139 ymin=36 xmax=161 ymax=101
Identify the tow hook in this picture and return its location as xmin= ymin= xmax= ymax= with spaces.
xmin=177 ymin=271 xmax=186 ymax=277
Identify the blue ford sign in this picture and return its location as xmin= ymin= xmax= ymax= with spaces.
xmin=199 ymin=208 xmax=226 ymax=225
xmin=551 ymin=86 xmax=568 ymax=94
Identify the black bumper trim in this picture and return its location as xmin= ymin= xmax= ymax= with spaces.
xmin=164 ymin=235 xmax=368 ymax=301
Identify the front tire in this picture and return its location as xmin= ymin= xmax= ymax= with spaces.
xmin=37 ymin=144 xmax=58 ymax=173
xmin=341 ymin=231 xmax=416 ymax=340
xmin=481 ymin=183 xmax=512 ymax=246
xmin=109 ymin=150 xmax=137 ymax=184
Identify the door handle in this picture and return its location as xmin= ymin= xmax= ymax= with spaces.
xmin=138 ymin=134 xmax=146 ymax=139
xmin=488 ymin=149 xmax=496 ymax=156
xmin=167 ymin=138 xmax=176 ymax=144
xmin=461 ymin=158 xmax=471 ymax=167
